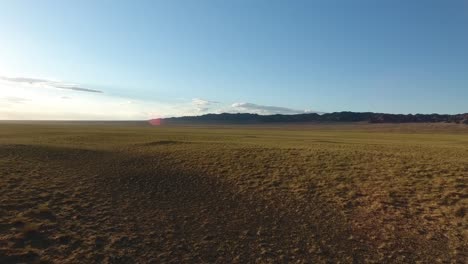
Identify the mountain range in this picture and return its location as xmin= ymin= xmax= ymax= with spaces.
xmin=161 ymin=112 xmax=468 ymax=125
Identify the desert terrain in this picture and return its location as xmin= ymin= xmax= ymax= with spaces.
xmin=0 ymin=122 xmax=466 ymax=263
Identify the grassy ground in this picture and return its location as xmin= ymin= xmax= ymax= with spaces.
xmin=0 ymin=122 xmax=466 ymax=263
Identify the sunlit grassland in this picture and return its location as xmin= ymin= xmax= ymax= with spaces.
xmin=0 ymin=122 xmax=466 ymax=262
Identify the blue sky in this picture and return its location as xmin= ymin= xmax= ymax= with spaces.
xmin=0 ymin=0 xmax=467 ymax=119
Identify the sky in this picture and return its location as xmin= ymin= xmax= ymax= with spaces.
xmin=0 ymin=0 xmax=467 ymax=120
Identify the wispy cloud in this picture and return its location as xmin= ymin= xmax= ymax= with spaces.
xmin=1 ymin=96 xmax=30 ymax=104
xmin=1 ymin=77 xmax=48 ymax=84
xmin=231 ymin=102 xmax=315 ymax=115
xmin=0 ymin=75 xmax=322 ymax=119
xmin=54 ymin=85 xmax=102 ymax=93
xmin=192 ymin=98 xmax=219 ymax=112
xmin=0 ymin=76 xmax=103 ymax=93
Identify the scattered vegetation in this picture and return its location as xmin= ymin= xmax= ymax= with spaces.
xmin=0 ymin=122 xmax=466 ymax=263
xmin=20 ymin=223 xmax=40 ymax=237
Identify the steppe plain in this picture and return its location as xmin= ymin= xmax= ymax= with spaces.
xmin=0 ymin=122 xmax=466 ymax=263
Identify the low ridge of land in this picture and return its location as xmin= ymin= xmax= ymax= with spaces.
xmin=163 ymin=111 xmax=468 ymax=125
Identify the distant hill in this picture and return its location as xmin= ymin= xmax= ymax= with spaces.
xmin=162 ymin=112 xmax=468 ymax=125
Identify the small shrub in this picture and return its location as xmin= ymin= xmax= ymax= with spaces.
xmin=454 ymin=206 xmax=465 ymax=218
xmin=21 ymin=223 xmax=40 ymax=236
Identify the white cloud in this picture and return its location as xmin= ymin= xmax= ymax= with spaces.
xmin=231 ymin=102 xmax=315 ymax=115
xmin=0 ymin=76 xmax=102 ymax=93
xmin=1 ymin=96 xmax=29 ymax=104
xmin=191 ymin=98 xmax=219 ymax=113
xmin=0 ymin=74 xmax=321 ymax=119
xmin=0 ymin=78 xmax=197 ymax=120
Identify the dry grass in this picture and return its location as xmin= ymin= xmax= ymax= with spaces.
xmin=0 ymin=122 xmax=466 ymax=263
